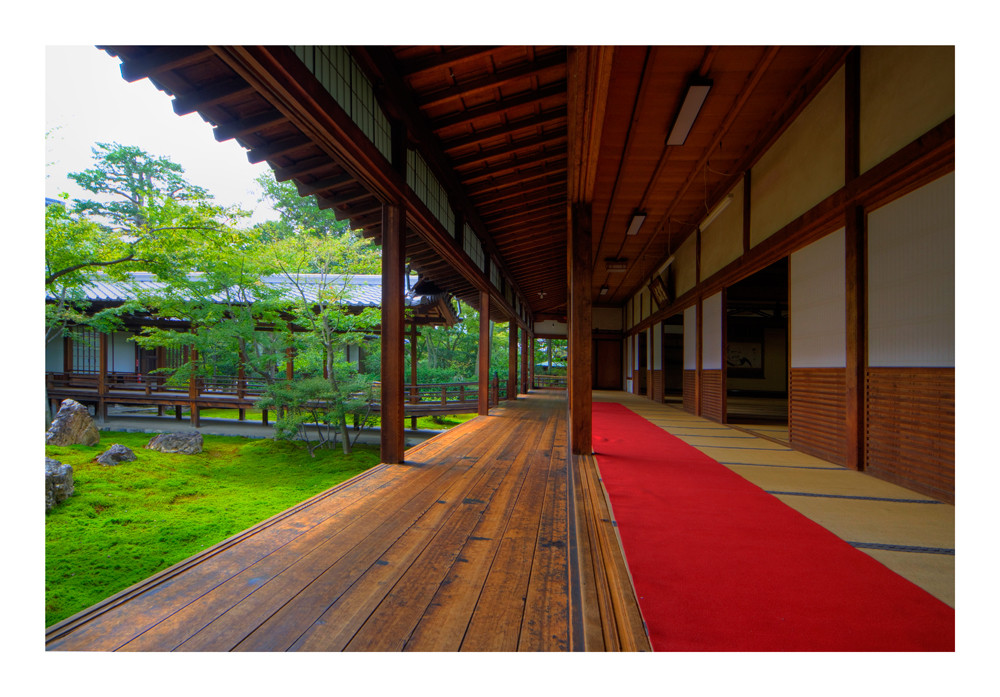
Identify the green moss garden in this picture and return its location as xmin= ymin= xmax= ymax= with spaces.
xmin=44 ymin=431 xmax=380 ymax=627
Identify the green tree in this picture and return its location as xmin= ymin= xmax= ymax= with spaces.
xmin=253 ymin=174 xmax=352 ymax=240
xmin=256 ymin=233 xmax=381 ymax=454
xmin=45 ymin=144 xmax=243 ymax=347
xmin=68 ymin=142 xmax=211 ymax=231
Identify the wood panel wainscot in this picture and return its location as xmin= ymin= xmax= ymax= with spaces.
xmin=683 ymin=370 xmax=697 ymax=414
xmin=700 ymin=370 xmax=724 ymax=423
xmin=649 ymin=369 xmax=664 ymax=403
xmin=789 ymin=368 xmax=847 ymax=465
xmin=865 ymin=367 xmax=954 ymax=503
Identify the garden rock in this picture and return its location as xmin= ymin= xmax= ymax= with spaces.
xmin=96 ymin=444 xmax=137 ymax=466
xmin=145 ymin=432 xmax=203 ymax=455
xmin=45 ymin=399 xmax=100 ymax=446
xmin=46 ymin=458 xmax=74 ymax=512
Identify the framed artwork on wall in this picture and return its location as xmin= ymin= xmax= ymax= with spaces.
xmin=727 ymin=340 xmax=764 ymax=378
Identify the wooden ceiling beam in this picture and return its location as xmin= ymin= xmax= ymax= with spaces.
xmin=458 ymin=144 xmax=569 ymax=183
xmin=246 ymin=133 xmax=314 ymax=164
xmin=471 ymin=176 xmax=567 ymax=210
xmin=430 ymin=81 xmax=567 ymax=130
xmin=396 ymin=46 xmax=501 ymax=79
xmin=415 ymin=51 xmax=566 ymax=110
xmin=353 ymin=46 xmax=535 ymax=325
xmin=478 ymin=187 xmax=567 ymax=217
xmin=294 ymin=171 xmax=355 ymax=196
xmin=213 ymin=109 xmax=288 ymax=142
xmin=487 ymin=208 xmax=564 ymax=235
xmin=113 ymin=46 xmax=211 ymax=83
xmin=271 ymin=155 xmax=339 ymax=182
xmin=316 ymin=188 xmax=374 ymax=210
xmin=171 ymin=76 xmax=256 ymax=116
xmin=450 ymin=126 xmax=568 ymax=169
xmin=482 ymin=200 xmax=565 ymax=227
xmin=440 ymin=106 xmax=567 ymax=153
xmin=466 ymin=161 xmax=567 ymax=196
xmin=620 ymin=46 xmax=780 ymax=298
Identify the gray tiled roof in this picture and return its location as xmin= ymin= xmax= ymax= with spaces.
xmin=47 ymin=272 xmax=436 ymax=308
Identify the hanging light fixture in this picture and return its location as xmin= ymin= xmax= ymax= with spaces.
xmin=667 ymin=78 xmax=713 ymax=146
xmin=626 ymin=210 xmax=647 ymax=236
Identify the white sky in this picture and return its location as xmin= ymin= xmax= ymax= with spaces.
xmin=45 ymin=45 xmax=279 ymax=225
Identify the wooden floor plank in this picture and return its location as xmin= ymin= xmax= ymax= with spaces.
xmin=296 ymin=410 xmax=542 ymax=651
xmin=118 ymin=460 xmax=462 ymax=650
xmin=519 ymin=424 xmax=571 ymax=651
xmin=47 ymin=392 xmax=653 ymax=652
xmin=458 ymin=428 xmax=559 ymax=650
xmin=401 ymin=406 xmax=558 ymax=650
xmin=178 ymin=460 xmax=477 ymax=651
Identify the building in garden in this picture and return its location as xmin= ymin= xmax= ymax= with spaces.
xmin=46 ymin=45 xmax=956 ymax=653
xmin=45 ymin=271 xmax=461 ymax=424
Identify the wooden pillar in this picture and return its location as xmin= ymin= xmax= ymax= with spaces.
xmin=520 ymin=328 xmax=529 ymax=394
xmin=845 ymin=205 xmax=866 ymax=471
xmin=286 ymin=346 xmax=294 ymax=380
xmin=237 ymin=351 xmax=246 ymax=421
xmin=844 ymin=48 xmax=864 ymax=472
xmin=410 ymin=323 xmax=419 ymax=429
xmin=64 ymin=334 xmax=73 ymax=374
xmin=568 ymin=202 xmax=593 ymax=455
xmin=98 ymin=332 xmax=108 ymax=421
xmin=381 ymin=202 xmax=406 ymax=464
xmin=478 ymin=291 xmax=491 ymax=415
xmin=529 ymin=335 xmax=535 ymax=389
xmin=188 ymin=346 xmax=200 ymax=428
xmin=508 ymin=322 xmax=518 ymax=399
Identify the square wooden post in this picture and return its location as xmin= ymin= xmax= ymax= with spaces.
xmin=381 ymin=202 xmax=406 ymax=464
xmin=410 ymin=323 xmax=419 ymax=429
xmin=188 ymin=346 xmax=200 ymax=428
xmin=98 ymin=332 xmax=108 ymax=421
xmin=520 ymin=327 xmax=529 ymax=394
xmin=568 ymin=202 xmax=593 ymax=455
xmin=478 ymin=291 xmax=491 ymax=415
xmin=508 ymin=322 xmax=518 ymax=399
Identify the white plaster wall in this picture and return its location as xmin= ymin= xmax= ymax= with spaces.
xmin=861 ymin=46 xmax=955 ymax=173
xmin=683 ymin=306 xmax=697 ymax=370
xmin=750 ymin=68 xmax=845 ymax=247
xmin=652 ymin=321 xmax=662 ymax=367
xmin=701 ymin=293 xmax=723 ymax=370
xmin=533 ymin=319 xmax=567 ymax=337
xmin=110 ymin=332 xmax=136 ymax=373
xmin=867 ymin=172 xmax=955 ymax=367
xmin=700 ymin=179 xmax=744 ymax=280
xmin=791 ymin=228 xmax=847 ymax=368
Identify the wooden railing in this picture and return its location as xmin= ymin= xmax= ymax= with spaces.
xmin=46 ymin=371 xmax=508 ymax=409
xmin=533 ymin=374 xmax=567 ymax=389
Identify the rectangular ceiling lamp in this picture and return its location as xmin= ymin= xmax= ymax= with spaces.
xmin=599 ymin=284 xmax=609 ymax=295
xmin=605 ymin=258 xmax=628 ymax=272
xmin=667 ymin=79 xmax=713 ymax=146
xmin=626 ymin=211 xmax=646 ymax=236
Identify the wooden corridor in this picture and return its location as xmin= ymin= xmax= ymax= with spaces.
xmin=45 ymin=391 xmax=649 ymax=652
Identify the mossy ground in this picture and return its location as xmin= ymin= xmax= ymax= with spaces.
xmin=44 ymin=431 xmax=380 ymax=627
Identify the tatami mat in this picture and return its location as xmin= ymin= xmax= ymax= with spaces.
xmin=590 ymin=390 xmax=955 ymax=607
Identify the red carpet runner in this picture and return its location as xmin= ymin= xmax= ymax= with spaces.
xmin=591 ymin=402 xmax=954 ymax=651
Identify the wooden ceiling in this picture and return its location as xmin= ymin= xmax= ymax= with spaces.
xmin=99 ymin=45 xmax=849 ymax=326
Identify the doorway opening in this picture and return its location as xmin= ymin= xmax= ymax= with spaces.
xmin=726 ymin=258 xmax=789 ymax=441
xmin=662 ymin=314 xmax=684 ymax=405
